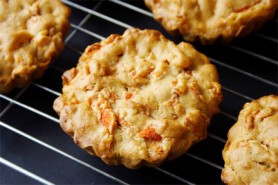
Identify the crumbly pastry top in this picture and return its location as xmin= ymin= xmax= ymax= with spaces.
xmin=0 ymin=0 xmax=70 ymax=93
xmin=53 ymin=28 xmax=222 ymax=168
xmin=145 ymin=0 xmax=278 ymax=44
xmin=222 ymin=95 xmax=278 ymax=185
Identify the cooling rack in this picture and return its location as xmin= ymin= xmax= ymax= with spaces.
xmin=1 ymin=0 xmax=277 ymax=184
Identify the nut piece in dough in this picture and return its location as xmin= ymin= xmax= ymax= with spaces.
xmin=145 ymin=0 xmax=278 ymax=44
xmin=53 ymin=28 xmax=222 ymax=169
xmin=0 ymin=0 xmax=70 ymax=93
xmin=222 ymin=95 xmax=278 ymax=185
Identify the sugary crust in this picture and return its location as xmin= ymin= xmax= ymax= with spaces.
xmin=0 ymin=0 xmax=70 ymax=93
xmin=53 ymin=28 xmax=222 ymax=169
xmin=145 ymin=0 xmax=278 ymax=44
xmin=222 ymin=95 xmax=278 ymax=185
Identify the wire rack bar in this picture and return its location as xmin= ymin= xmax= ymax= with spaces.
xmin=154 ymin=167 xmax=196 ymax=185
xmin=256 ymin=33 xmax=278 ymax=44
xmin=185 ymin=153 xmax=223 ymax=170
xmin=221 ymin=86 xmax=254 ymax=101
xmin=227 ymin=45 xmax=278 ymax=66
xmin=210 ymin=57 xmax=278 ymax=88
xmin=62 ymin=0 xmax=132 ymax=29
xmin=65 ymin=45 xmax=83 ymax=55
xmin=0 ymin=157 xmax=54 ymax=185
xmin=65 ymin=14 xmax=91 ymax=44
xmin=219 ymin=111 xmax=237 ymax=122
xmin=0 ymin=120 xmax=130 ymax=185
xmin=0 ymin=85 xmax=30 ymax=118
xmin=70 ymin=23 xmax=105 ymax=40
xmin=208 ymin=133 xmax=227 ymax=143
xmin=0 ymin=94 xmax=59 ymax=123
xmin=32 ymin=83 xmax=61 ymax=96
xmin=65 ymin=1 xmax=104 ymax=44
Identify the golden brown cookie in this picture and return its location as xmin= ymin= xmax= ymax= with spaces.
xmin=222 ymin=95 xmax=278 ymax=185
xmin=145 ymin=0 xmax=278 ymax=44
xmin=53 ymin=28 xmax=222 ymax=169
xmin=0 ymin=0 xmax=70 ymax=93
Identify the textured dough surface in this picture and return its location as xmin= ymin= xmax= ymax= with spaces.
xmin=0 ymin=0 xmax=70 ymax=93
xmin=222 ymin=95 xmax=278 ymax=185
xmin=145 ymin=0 xmax=278 ymax=44
xmin=53 ymin=28 xmax=222 ymax=169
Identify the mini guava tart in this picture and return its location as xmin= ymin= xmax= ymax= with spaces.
xmin=222 ymin=95 xmax=278 ymax=185
xmin=0 ymin=0 xmax=70 ymax=93
xmin=53 ymin=28 xmax=222 ymax=169
xmin=145 ymin=0 xmax=278 ymax=44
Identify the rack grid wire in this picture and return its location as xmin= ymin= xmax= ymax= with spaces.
xmin=0 ymin=0 xmax=277 ymax=184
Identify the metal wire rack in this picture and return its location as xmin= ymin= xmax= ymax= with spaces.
xmin=1 ymin=1 xmax=277 ymax=184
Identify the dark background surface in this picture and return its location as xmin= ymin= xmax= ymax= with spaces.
xmin=1 ymin=1 xmax=277 ymax=184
